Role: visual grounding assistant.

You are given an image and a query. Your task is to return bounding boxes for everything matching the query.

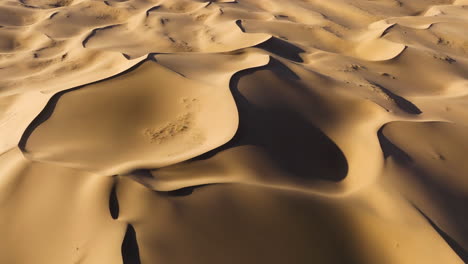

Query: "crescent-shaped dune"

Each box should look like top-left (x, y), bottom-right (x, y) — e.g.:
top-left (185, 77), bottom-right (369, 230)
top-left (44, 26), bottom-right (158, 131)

top-left (1, 0), bottom-right (468, 263)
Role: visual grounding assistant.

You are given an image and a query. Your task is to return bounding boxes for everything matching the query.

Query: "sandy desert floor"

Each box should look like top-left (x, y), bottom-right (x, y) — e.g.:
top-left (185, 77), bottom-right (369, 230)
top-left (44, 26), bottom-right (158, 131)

top-left (0, 0), bottom-right (468, 263)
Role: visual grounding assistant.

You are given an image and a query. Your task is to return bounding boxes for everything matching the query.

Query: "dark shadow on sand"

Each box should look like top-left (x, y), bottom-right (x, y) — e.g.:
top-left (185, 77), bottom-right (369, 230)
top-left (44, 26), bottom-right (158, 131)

top-left (191, 57), bottom-right (348, 182)
top-left (254, 37), bottom-right (305, 62)
top-left (122, 224), bottom-right (141, 264)
top-left (414, 205), bottom-right (468, 263)
top-left (109, 178), bottom-right (119, 219)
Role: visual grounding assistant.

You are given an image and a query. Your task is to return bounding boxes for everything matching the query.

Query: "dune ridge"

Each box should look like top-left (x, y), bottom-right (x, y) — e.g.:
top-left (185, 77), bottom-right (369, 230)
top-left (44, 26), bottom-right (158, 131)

top-left (1, 0), bottom-right (468, 263)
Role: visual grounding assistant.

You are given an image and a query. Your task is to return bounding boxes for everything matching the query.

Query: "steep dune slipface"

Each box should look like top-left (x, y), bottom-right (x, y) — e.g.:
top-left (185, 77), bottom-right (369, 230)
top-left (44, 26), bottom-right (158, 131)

top-left (1, 0), bottom-right (468, 263)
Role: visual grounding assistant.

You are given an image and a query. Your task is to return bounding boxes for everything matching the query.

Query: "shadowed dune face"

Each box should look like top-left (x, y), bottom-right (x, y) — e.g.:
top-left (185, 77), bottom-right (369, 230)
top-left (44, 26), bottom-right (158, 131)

top-left (1, 0), bottom-right (468, 263)
top-left (130, 58), bottom-right (350, 193)
top-left (227, 59), bottom-right (348, 182)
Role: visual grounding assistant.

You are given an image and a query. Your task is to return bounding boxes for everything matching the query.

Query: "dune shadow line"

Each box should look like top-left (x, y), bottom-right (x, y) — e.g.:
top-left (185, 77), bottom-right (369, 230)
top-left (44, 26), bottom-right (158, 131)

top-left (377, 126), bottom-right (413, 163)
top-left (82, 24), bottom-right (122, 48)
top-left (372, 83), bottom-right (422, 115)
top-left (191, 57), bottom-right (348, 182)
top-left (379, 123), bottom-right (468, 262)
top-left (254, 37), bottom-right (305, 62)
top-left (413, 205), bottom-right (468, 263)
top-left (122, 224), bottom-right (141, 264)
top-left (109, 178), bottom-right (119, 219)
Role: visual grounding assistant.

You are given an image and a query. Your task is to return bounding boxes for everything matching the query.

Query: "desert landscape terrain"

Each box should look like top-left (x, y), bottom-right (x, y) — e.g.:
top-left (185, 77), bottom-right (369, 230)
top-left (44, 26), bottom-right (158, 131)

top-left (0, 0), bottom-right (467, 263)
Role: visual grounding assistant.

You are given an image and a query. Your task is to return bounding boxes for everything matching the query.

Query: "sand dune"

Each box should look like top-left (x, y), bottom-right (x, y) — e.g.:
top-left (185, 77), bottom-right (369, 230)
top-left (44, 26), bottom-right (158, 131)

top-left (1, 0), bottom-right (468, 263)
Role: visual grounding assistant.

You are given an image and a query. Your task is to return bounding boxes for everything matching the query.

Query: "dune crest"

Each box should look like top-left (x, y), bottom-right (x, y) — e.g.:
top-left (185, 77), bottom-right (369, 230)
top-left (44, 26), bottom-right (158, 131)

top-left (20, 56), bottom-right (267, 175)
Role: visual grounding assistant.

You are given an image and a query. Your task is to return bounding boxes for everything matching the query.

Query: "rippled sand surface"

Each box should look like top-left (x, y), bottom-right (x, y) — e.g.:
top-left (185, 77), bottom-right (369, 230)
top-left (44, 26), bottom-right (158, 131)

top-left (1, 0), bottom-right (468, 263)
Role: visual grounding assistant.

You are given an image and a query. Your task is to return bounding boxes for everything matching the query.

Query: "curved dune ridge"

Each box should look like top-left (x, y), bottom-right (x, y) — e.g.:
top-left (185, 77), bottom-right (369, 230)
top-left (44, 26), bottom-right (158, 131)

top-left (1, 0), bottom-right (468, 263)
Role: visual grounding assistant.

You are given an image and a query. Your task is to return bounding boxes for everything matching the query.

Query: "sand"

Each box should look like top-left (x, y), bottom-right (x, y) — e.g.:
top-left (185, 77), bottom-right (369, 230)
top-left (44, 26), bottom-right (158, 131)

top-left (0, 0), bottom-right (467, 263)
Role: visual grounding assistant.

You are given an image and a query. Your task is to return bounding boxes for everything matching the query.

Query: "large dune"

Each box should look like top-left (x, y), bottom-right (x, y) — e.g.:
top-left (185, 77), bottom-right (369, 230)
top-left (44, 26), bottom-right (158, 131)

top-left (1, 0), bottom-right (467, 263)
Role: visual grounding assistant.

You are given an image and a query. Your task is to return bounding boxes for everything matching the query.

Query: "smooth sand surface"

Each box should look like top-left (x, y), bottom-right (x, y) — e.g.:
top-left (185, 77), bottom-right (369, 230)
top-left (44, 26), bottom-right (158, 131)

top-left (1, 0), bottom-right (467, 263)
